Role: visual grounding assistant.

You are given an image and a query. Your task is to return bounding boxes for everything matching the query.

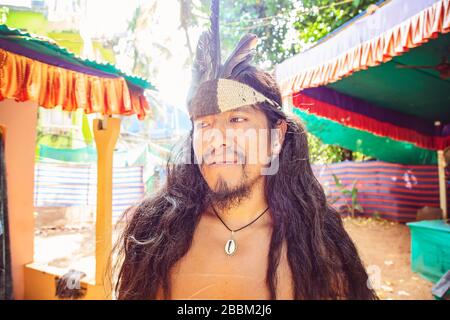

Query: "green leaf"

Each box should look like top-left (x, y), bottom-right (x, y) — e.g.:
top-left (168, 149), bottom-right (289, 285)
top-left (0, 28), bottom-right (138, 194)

top-left (352, 189), bottom-right (357, 202)
top-left (332, 174), bottom-right (342, 187)
top-left (81, 113), bottom-right (93, 145)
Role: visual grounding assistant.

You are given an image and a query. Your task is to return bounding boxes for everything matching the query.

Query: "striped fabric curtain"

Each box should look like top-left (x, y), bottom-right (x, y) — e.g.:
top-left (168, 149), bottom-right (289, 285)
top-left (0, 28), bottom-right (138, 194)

top-left (33, 163), bottom-right (146, 223)
top-left (312, 161), bottom-right (449, 223)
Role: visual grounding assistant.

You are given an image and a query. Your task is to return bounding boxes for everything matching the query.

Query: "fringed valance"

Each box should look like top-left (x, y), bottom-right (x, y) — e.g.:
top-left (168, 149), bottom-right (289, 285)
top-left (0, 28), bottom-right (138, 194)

top-left (0, 48), bottom-right (151, 119)
top-left (277, 0), bottom-right (450, 96)
top-left (292, 91), bottom-right (450, 150)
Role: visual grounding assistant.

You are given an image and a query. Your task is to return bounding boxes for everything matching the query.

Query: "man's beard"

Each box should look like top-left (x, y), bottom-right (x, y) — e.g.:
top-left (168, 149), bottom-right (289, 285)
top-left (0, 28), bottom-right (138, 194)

top-left (205, 166), bottom-right (261, 211)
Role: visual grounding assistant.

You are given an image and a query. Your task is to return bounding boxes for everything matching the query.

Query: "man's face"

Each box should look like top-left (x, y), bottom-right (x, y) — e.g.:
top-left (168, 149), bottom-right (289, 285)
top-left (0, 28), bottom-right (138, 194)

top-left (192, 105), bottom-right (274, 198)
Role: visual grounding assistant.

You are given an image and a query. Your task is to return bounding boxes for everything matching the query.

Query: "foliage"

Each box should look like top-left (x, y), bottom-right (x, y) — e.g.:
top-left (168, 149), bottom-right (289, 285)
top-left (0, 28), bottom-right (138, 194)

top-left (185, 0), bottom-right (379, 68)
top-left (292, 0), bottom-right (379, 52)
top-left (5, 9), bottom-right (115, 62)
top-left (0, 7), bottom-right (9, 25)
top-left (307, 133), bottom-right (345, 164)
top-left (4, 9), bottom-right (47, 34)
top-left (127, 5), bottom-right (152, 78)
top-left (36, 130), bottom-right (73, 149)
top-left (307, 133), bottom-right (373, 164)
top-left (331, 173), bottom-right (364, 218)
top-left (214, 0), bottom-right (297, 68)
top-left (118, 2), bottom-right (175, 80)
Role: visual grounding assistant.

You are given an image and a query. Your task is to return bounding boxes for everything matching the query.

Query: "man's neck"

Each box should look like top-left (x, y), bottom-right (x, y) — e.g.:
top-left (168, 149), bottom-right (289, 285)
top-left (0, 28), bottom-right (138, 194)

top-left (208, 178), bottom-right (271, 230)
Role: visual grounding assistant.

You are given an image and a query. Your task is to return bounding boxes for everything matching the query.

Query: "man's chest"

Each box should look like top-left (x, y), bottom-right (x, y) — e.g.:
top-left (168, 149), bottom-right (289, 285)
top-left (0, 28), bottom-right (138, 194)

top-left (166, 218), bottom-right (294, 299)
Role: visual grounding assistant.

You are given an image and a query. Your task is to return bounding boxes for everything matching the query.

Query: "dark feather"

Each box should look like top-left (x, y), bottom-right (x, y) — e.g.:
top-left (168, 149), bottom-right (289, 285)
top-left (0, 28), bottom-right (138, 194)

top-left (186, 32), bottom-right (212, 105)
top-left (187, 0), bottom-right (221, 106)
top-left (220, 33), bottom-right (258, 79)
top-left (210, 0), bottom-right (221, 79)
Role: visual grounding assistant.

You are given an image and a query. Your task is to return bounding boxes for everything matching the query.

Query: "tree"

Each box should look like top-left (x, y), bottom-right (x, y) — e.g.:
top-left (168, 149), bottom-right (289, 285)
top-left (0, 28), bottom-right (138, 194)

top-left (179, 0), bottom-right (195, 61)
top-left (184, 0), bottom-right (379, 68)
top-left (126, 3), bottom-right (158, 79)
top-left (307, 133), bottom-right (373, 164)
top-left (115, 2), bottom-right (175, 80)
top-left (182, 0), bottom-right (296, 68)
top-left (292, 0), bottom-right (379, 53)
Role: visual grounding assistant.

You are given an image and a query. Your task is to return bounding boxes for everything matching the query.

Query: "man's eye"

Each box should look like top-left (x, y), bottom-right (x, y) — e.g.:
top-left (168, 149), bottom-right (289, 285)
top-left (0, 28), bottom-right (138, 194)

top-left (195, 122), bottom-right (209, 129)
top-left (230, 117), bottom-right (247, 123)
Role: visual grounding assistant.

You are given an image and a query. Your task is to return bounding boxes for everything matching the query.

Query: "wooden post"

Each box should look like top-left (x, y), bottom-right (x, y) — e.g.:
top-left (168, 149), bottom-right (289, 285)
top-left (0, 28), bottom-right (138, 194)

top-left (437, 149), bottom-right (448, 220)
top-left (93, 117), bottom-right (120, 298)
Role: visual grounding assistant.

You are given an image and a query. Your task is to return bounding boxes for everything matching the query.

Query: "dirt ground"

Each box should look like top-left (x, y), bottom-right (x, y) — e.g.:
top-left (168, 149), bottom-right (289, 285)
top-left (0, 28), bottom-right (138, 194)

top-left (343, 217), bottom-right (434, 300)
top-left (34, 217), bottom-right (434, 300)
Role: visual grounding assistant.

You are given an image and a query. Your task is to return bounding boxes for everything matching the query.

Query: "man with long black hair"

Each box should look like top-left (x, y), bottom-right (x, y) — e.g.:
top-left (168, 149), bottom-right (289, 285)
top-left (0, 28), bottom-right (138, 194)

top-left (113, 0), bottom-right (377, 300)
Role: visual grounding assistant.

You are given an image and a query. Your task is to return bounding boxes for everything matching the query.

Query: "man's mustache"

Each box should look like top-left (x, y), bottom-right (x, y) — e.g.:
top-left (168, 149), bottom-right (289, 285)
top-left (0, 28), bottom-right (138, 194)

top-left (201, 146), bottom-right (246, 165)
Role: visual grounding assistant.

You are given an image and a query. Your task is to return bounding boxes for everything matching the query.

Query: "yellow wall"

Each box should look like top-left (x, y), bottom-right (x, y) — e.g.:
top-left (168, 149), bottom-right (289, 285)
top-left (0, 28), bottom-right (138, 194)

top-left (24, 264), bottom-right (110, 300)
top-left (0, 99), bottom-right (38, 299)
top-left (23, 117), bottom-right (120, 300)
top-left (1, 100), bottom-right (120, 299)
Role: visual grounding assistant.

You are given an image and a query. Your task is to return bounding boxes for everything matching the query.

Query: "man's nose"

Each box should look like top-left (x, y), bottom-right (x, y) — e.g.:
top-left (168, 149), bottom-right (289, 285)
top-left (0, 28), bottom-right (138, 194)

top-left (206, 119), bottom-right (231, 149)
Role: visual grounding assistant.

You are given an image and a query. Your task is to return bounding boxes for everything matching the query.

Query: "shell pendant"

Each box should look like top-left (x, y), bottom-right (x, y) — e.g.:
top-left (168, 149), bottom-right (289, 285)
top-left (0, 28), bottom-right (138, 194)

top-left (225, 231), bottom-right (237, 255)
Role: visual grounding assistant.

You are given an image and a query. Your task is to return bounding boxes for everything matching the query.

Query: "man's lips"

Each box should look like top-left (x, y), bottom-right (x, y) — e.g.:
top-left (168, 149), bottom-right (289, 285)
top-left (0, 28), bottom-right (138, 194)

top-left (209, 160), bottom-right (239, 165)
top-left (204, 154), bottom-right (243, 165)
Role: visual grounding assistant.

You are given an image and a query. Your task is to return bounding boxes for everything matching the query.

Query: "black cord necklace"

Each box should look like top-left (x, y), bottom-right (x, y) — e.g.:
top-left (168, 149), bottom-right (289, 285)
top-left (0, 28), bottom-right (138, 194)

top-left (211, 205), bottom-right (269, 256)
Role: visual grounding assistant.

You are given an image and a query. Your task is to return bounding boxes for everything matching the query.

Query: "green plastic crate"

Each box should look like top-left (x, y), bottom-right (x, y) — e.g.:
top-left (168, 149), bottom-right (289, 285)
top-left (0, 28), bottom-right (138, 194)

top-left (407, 220), bottom-right (450, 283)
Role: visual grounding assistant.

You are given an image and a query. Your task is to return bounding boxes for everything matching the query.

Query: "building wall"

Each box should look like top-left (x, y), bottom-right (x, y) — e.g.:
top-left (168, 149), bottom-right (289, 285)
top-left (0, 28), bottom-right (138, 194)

top-left (0, 99), bottom-right (38, 299)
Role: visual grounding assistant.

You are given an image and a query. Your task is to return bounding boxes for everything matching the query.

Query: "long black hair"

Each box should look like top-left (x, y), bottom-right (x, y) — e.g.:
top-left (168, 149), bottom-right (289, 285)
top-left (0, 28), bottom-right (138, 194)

top-left (112, 66), bottom-right (378, 300)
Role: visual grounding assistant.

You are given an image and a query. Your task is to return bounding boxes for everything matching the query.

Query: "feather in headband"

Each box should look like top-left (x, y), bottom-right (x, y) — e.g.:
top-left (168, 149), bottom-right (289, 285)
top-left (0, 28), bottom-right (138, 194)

top-left (186, 0), bottom-right (281, 119)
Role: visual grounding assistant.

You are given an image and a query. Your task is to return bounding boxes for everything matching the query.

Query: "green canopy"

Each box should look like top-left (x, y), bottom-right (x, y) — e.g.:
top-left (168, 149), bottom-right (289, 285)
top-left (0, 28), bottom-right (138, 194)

top-left (291, 107), bottom-right (437, 165)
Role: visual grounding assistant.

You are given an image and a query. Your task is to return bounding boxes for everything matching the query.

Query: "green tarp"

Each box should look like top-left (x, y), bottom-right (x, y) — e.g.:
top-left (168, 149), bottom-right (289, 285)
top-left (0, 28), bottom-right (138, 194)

top-left (327, 32), bottom-right (450, 122)
top-left (291, 107), bottom-right (437, 165)
top-left (38, 144), bottom-right (97, 163)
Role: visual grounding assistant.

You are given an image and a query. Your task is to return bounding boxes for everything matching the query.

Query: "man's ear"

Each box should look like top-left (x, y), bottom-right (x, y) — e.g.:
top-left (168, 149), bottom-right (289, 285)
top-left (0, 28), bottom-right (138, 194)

top-left (272, 119), bottom-right (287, 155)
